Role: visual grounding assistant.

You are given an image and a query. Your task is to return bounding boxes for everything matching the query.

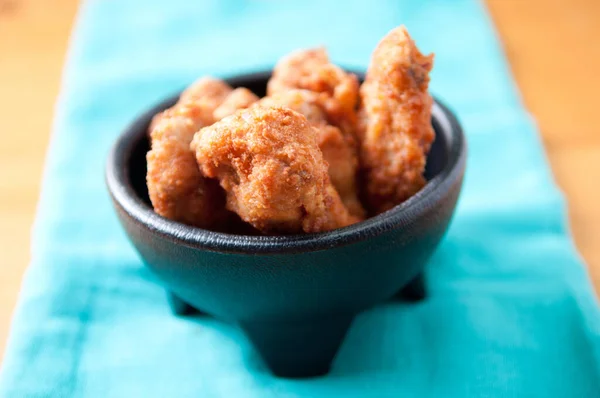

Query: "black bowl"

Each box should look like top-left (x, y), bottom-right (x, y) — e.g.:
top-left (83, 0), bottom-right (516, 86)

top-left (106, 71), bottom-right (466, 378)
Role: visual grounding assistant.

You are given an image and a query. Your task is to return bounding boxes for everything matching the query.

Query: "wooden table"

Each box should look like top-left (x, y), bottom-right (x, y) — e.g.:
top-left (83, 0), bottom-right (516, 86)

top-left (1, 0), bottom-right (599, 361)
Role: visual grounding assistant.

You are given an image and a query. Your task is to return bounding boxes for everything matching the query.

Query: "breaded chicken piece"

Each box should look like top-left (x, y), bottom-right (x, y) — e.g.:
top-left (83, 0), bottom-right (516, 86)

top-left (267, 48), bottom-right (359, 138)
top-left (213, 87), bottom-right (259, 121)
top-left (258, 89), bottom-right (326, 125)
top-left (191, 106), bottom-right (358, 234)
top-left (180, 77), bottom-right (232, 104)
top-left (357, 26), bottom-right (435, 214)
top-left (258, 90), bottom-right (365, 218)
top-left (146, 77), bottom-right (232, 228)
top-left (317, 124), bottom-right (364, 219)
top-left (148, 79), bottom-right (232, 133)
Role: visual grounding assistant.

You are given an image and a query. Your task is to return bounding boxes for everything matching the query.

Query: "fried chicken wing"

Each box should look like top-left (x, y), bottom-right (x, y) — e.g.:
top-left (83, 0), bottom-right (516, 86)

top-left (258, 90), bottom-right (365, 218)
top-left (213, 87), bottom-right (259, 121)
top-left (191, 106), bottom-right (358, 234)
top-left (267, 48), bottom-right (359, 138)
top-left (146, 77), bottom-right (232, 228)
top-left (357, 26), bottom-right (435, 214)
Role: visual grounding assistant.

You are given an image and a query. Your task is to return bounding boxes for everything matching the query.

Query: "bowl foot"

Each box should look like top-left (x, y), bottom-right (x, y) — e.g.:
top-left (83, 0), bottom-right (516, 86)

top-left (393, 272), bottom-right (426, 302)
top-left (240, 314), bottom-right (354, 378)
top-left (166, 292), bottom-right (206, 316)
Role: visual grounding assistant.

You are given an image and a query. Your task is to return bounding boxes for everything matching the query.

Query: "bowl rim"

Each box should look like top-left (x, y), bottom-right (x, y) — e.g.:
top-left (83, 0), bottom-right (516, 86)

top-left (106, 71), bottom-right (466, 255)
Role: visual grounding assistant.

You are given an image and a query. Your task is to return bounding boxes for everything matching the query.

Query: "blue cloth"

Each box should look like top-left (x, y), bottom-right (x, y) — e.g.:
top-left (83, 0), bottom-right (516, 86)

top-left (1, 0), bottom-right (599, 396)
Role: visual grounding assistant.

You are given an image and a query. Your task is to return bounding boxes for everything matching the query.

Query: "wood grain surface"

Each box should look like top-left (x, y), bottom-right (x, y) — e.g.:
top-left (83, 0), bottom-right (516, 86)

top-left (0, 0), bottom-right (598, 361)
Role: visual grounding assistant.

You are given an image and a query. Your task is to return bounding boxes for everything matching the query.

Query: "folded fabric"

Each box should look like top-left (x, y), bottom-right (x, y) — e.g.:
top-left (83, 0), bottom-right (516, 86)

top-left (1, 0), bottom-right (599, 396)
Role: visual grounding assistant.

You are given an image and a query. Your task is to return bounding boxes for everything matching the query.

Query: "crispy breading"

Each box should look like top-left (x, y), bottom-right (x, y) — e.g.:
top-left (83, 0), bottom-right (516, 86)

top-left (357, 26), bottom-right (435, 214)
top-left (191, 106), bottom-right (359, 234)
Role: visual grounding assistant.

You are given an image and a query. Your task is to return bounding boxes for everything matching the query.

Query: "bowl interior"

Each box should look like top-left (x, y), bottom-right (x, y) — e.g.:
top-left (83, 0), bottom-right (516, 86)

top-left (127, 72), bottom-right (449, 215)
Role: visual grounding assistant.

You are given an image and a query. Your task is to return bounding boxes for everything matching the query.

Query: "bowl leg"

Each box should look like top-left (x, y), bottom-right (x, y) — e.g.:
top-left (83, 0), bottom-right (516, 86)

top-left (393, 272), bottom-right (426, 302)
top-left (240, 314), bottom-right (354, 378)
top-left (166, 291), bottom-right (207, 316)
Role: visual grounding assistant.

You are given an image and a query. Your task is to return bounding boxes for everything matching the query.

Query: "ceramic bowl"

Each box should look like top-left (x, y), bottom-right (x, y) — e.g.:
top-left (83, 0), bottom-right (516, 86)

top-left (106, 71), bottom-right (466, 378)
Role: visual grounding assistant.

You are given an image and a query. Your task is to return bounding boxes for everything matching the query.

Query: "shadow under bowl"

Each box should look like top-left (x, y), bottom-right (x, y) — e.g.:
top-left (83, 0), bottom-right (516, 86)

top-left (105, 71), bottom-right (466, 378)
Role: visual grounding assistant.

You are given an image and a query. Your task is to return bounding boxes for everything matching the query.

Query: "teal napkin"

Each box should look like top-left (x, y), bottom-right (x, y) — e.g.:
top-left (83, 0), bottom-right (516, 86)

top-left (1, 0), bottom-right (599, 396)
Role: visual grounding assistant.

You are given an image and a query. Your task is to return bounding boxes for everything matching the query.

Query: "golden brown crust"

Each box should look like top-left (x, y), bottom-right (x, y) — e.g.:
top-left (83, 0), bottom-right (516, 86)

top-left (257, 90), bottom-right (365, 218)
top-left (258, 90), bottom-right (327, 125)
top-left (213, 87), bottom-right (259, 121)
top-left (191, 106), bottom-right (358, 234)
top-left (317, 124), bottom-right (365, 218)
top-left (146, 77), bottom-right (232, 229)
top-left (180, 77), bottom-right (233, 105)
top-left (357, 26), bottom-right (435, 214)
top-left (267, 48), bottom-right (359, 139)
